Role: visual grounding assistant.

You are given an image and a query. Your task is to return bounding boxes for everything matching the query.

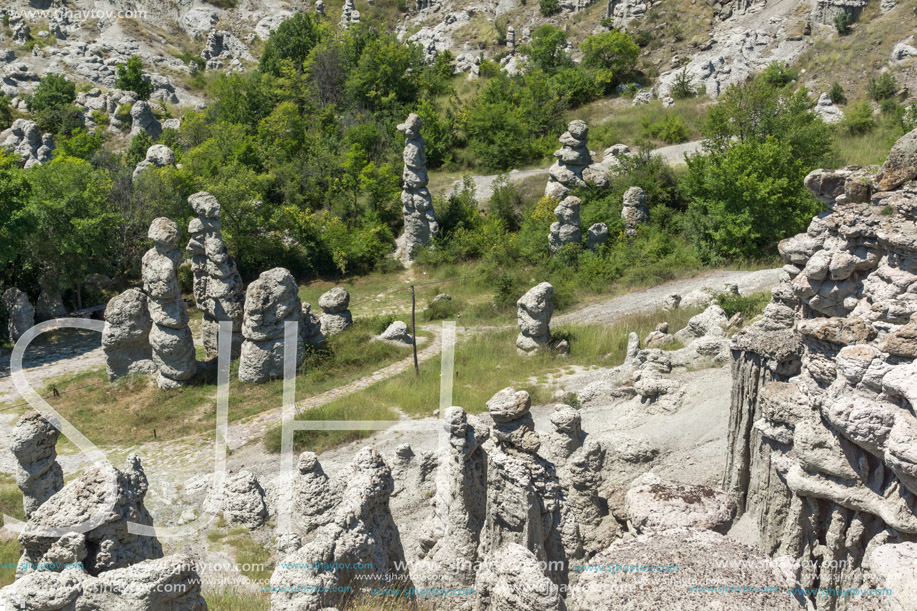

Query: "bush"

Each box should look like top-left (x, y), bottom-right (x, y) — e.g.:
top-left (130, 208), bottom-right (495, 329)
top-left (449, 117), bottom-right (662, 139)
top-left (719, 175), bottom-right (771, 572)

top-left (423, 297), bottom-right (463, 321)
top-left (715, 291), bottom-right (771, 319)
top-left (0, 96), bottom-right (11, 131)
top-left (115, 56), bottom-right (153, 101)
top-left (670, 68), bottom-right (695, 100)
top-left (834, 12), bottom-right (851, 35)
top-left (640, 114), bottom-right (689, 144)
top-left (759, 61), bottom-right (798, 89)
top-left (259, 12), bottom-right (322, 76)
top-left (519, 25), bottom-right (572, 74)
top-left (539, 0), bottom-right (560, 17)
top-left (552, 67), bottom-right (602, 107)
top-left (828, 82), bottom-right (846, 105)
top-left (841, 101), bottom-right (875, 135)
top-left (58, 129), bottom-right (103, 160)
top-left (579, 31), bottom-right (640, 90)
top-left (28, 73), bottom-right (77, 133)
top-left (867, 72), bottom-right (898, 102)
top-left (489, 175), bottom-right (524, 231)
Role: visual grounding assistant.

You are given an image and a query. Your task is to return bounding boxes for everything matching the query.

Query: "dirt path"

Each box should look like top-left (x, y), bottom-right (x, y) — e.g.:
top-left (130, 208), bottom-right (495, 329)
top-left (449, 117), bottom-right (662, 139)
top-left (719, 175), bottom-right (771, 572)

top-left (451, 140), bottom-right (704, 202)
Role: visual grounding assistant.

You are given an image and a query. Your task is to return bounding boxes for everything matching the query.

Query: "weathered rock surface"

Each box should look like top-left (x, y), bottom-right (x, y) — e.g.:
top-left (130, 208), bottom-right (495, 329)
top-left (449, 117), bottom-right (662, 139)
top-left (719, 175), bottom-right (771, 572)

top-left (270, 447), bottom-right (411, 610)
top-left (625, 481), bottom-right (737, 534)
top-left (132, 144), bottom-right (175, 179)
top-left (186, 192), bottom-right (245, 358)
top-left (129, 101), bottom-right (161, 140)
top-left (545, 120), bottom-right (608, 199)
top-left (548, 196), bottom-right (582, 253)
top-left (814, 92), bottom-right (844, 125)
top-left (318, 287), bottom-right (353, 337)
top-left (569, 529), bottom-right (803, 610)
top-left (516, 282), bottom-right (554, 354)
top-left (292, 451), bottom-right (339, 535)
top-left (142, 218), bottom-right (197, 389)
top-left (621, 186), bottom-right (648, 237)
top-left (3, 286), bottom-right (34, 342)
top-left (587, 222), bottom-right (609, 251)
top-left (221, 470), bottom-right (268, 529)
top-left (35, 275), bottom-right (67, 321)
top-left (394, 113), bottom-right (438, 264)
top-left (0, 119), bottom-right (54, 168)
top-left (724, 136), bottom-right (917, 609)
top-left (239, 267), bottom-right (305, 383)
top-left (378, 320), bottom-right (412, 344)
top-left (102, 288), bottom-right (157, 381)
top-left (10, 414), bottom-right (64, 519)
top-left (202, 30), bottom-right (254, 71)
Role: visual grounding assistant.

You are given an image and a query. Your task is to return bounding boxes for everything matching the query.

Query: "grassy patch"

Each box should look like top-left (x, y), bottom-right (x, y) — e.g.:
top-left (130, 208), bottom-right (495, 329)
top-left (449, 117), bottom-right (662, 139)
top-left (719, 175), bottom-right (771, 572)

top-left (0, 477), bottom-right (23, 587)
top-left (207, 526), bottom-right (273, 582)
top-left (204, 591), bottom-right (270, 611)
top-left (714, 291), bottom-right (772, 320)
top-left (574, 96), bottom-right (710, 151)
top-left (267, 306), bottom-right (705, 454)
top-left (4, 320), bottom-right (420, 447)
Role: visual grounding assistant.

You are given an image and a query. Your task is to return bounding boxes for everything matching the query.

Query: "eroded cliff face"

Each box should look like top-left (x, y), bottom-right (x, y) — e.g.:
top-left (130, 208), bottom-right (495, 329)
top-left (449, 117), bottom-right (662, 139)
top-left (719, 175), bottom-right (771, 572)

top-left (724, 131), bottom-right (917, 610)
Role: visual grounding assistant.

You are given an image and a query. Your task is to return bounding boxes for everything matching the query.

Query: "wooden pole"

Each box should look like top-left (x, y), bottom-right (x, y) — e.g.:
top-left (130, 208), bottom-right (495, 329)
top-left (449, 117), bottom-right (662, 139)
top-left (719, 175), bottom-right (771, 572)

top-left (411, 285), bottom-right (419, 376)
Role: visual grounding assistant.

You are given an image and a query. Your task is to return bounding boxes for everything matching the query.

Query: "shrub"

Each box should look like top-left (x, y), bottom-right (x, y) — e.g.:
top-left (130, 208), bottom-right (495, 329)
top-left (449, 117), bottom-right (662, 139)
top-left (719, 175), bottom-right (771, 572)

top-left (0, 96), bottom-right (11, 131)
top-left (670, 68), bottom-right (695, 100)
top-left (489, 175), bottom-right (523, 231)
top-left (539, 0), bottom-right (560, 17)
top-left (115, 56), bottom-right (153, 101)
top-left (759, 61), bottom-right (798, 89)
top-left (58, 129), bottom-right (103, 160)
top-left (834, 12), bottom-right (851, 35)
top-left (259, 12), bottom-right (322, 76)
top-left (519, 25), bottom-right (572, 74)
top-left (552, 67), bottom-right (602, 106)
top-left (867, 72), bottom-right (898, 102)
top-left (828, 82), bottom-right (846, 105)
top-left (715, 291), bottom-right (770, 319)
top-left (423, 297), bottom-right (463, 321)
top-left (580, 30), bottom-right (640, 89)
top-left (640, 114), bottom-right (689, 144)
top-left (841, 101), bottom-right (875, 135)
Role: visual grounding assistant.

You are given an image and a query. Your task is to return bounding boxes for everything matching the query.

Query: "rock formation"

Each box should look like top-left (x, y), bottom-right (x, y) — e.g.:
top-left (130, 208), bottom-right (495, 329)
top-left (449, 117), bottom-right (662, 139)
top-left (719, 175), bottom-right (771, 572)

top-left (0, 456), bottom-right (206, 610)
top-left (3, 287), bottom-right (34, 342)
top-left (548, 196), bottom-right (582, 253)
top-left (10, 414), bottom-right (64, 520)
top-left (606, 0), bottom-right (648, 28)
top-left (477, 388), bottom-right (584, 587)
top-left (339, 0), bottom-right (361, 28)
top-left (625, 481), bottom-right (737, 534)
top-left (221, 470), bottom-right (268, 529)
top-left (394, 113), bottom-right (438, 264)
top-left (129, 101), bottom-right (161, 140)
top-left (545, 120), bottom-right (609, 199)
top-left (587, 222), bottom-right (609, 251)
top-left (299, 302), bottom-right (324, 347)
top-left (185, 192), bottom-right (245, 358)
top-left (621, 186), bottom-right (648, 237)
top-left (35, 274), bottom-right (67, 321)
top-left (378, 320), bottom-right (412, 344)
top-left (814, 92), bottom-right (844, 125)
top-left (292, 451), bottom-right (339, 535)
top-left (141, 217), bottom-right (197, 389)
top-left (724, 131), bottom-right (917, 609)
top-left (270, 447), bottom-right (411, 610)
top-left (0, 119), bottom-right (53, 168)
top-left (132, 144), bottom-right (175, 180)
top-left (474, 543), bottom-right (567, 611)
top-left (202, 29), bottom-right (254, 71)
top-left (101, 288), bottom-right (157, 381)
top-left (811, 0), bottom-right (868, 25)
top-left (318, 287), bottom-right (353, 337)
top-left (516, 282), bottom-right (554, 355)
top-left (239, 267), bottom-right (305, 383)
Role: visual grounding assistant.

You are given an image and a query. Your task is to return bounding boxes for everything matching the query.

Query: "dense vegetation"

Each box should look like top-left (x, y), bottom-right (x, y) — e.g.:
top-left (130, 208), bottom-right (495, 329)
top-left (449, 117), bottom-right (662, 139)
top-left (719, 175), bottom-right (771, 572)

top-left (1, 10), bottom-right (916, 320)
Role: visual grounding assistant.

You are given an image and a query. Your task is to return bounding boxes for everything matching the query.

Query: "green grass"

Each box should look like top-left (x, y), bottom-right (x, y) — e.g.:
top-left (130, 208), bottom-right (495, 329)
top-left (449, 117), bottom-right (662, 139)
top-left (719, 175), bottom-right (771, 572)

top-left (832, 120), bottom-right (907, 166)
top-left (0, 477), bottom-right (23, 587)
top-left (207, 526), bottom-right (273, 582)
top-left (204, 591), bottom-right (270, 611)
top-left (1, 319), bottom-right (423, 447)
top-left (265, 305), bottom-right (706, 454)
top-left (714, 291), bottom-right (772, 320)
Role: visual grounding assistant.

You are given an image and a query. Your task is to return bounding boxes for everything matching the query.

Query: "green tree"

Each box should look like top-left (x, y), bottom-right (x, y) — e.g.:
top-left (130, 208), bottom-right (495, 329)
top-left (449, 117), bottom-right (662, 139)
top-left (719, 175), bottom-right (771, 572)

top-left (28, 74), bottom-right (82, 134)
top-left (579, 31), bottom-right (640, 89)
top-left (867, 72), bottom-right (898, 102)
top-left (758, 61), bottom-right (798, 89)
top-left (0, 95), bottom-right (12, 131)
top-left (828, 82), bottom-right (846, 105)
top-left (58, 129), bottom-right (104, 160)
top-left (539, 0), bottom-right (560, 17)
top-left (841, 101), bottom-right (875, 135)
top-left (0, 153), bottom-right (32, 269)
top-left (115, 56), bottom-right (154, 100)
top-left (345, 35), bottom-right (425, 111)
top-left (22, 156), bottom-right (120, 297)
top-left (519, 25), bottom-right (572, 74)
top-left (259, 12), bottom-right (324, 76)
top-left (670, 68), bottom-right (695, 100)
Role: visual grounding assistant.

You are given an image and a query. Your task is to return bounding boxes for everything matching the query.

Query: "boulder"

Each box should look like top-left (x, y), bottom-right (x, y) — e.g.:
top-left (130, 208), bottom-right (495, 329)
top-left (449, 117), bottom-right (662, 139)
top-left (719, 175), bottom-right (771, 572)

top-left (239, 268), bottom-right (305, 383)
top-left (625, 481), bottom-right (737, 534)
top-left (2, 287), bottom-right (34, 342)
top-left (101, 288), bottom-right (157, 381)
top-left (318, 287), bottom-right (353, 337)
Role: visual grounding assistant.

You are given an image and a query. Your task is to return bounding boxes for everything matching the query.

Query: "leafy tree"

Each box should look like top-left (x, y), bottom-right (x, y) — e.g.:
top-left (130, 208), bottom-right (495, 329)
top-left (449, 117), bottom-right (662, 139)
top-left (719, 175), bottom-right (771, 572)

top-left (684, 77), bottom-right (832, 260)
top-left (115, 56), bottom-right (154, 101)
top-left (22, 156), bottom-right (120, 296)
top-left (539, 0), bottom-right (560, 17)
top-left (126, 131), bottom-right (154, 166)
top-left (580, 31), bottom-right (640, 89)
top-left (259, 12), bottom-right (324, 76)
top-left (345, 34), bottom-right (425, 111)
top-left (519, 25), bottom-right (572, 74)
top-left (828, 82), bottom-right (846, 105)
top-left (58, 129), bottom-right (104, 160)
top-left (867, 72), bottom-right (898, 102)
top-left (0, 95), bottom-right (12, 131)
top-left (0, 153), bottom-right (31, 269)
top-left (552, 67), bottom-right (602, 107)
top-left (28, 74), bottom-right (81, 134)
